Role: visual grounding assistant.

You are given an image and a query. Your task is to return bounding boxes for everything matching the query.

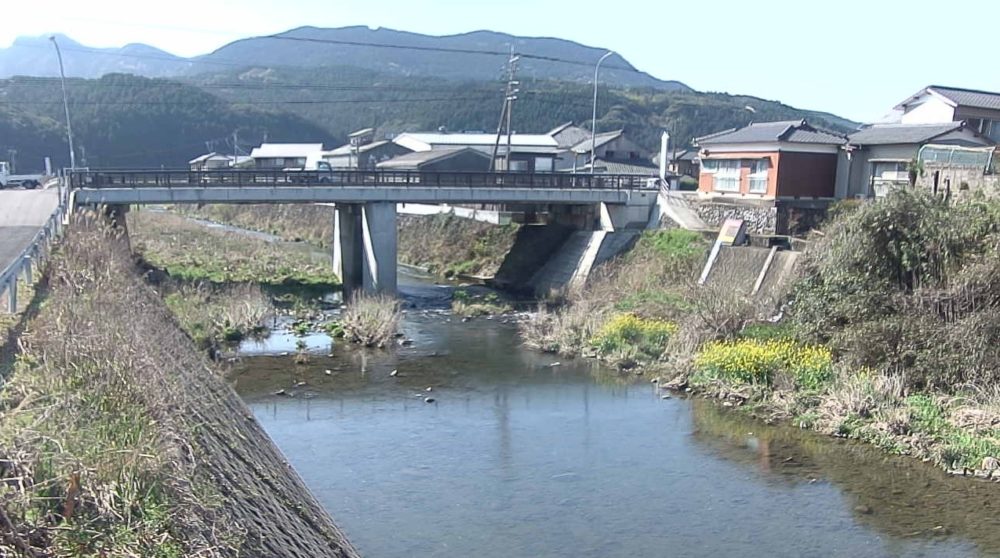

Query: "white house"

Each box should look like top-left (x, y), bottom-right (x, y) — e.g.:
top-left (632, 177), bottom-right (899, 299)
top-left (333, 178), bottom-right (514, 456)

top-left (249, 143), bottom-right (325, 169)
top-left (891, 85), bottom-right (1000, 142)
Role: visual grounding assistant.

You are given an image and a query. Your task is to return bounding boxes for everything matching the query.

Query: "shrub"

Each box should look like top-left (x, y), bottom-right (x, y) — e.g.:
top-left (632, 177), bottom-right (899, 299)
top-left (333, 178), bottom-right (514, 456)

top-left (693, 338), bottom-right (833, 391)
top-left (590, 313), bottom-right (678, 359)
top-left (340, 293), bottom-right (401, 348)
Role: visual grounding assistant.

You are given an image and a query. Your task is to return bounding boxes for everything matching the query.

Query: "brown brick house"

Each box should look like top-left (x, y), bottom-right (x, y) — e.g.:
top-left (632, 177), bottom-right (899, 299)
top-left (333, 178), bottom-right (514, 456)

top-left (695, 120), bottom-right (845, 200)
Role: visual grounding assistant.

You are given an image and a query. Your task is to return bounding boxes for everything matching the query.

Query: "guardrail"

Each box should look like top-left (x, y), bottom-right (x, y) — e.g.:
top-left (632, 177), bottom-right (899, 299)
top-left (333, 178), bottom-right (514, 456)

top-left (69, 169), bottom-right (659, 191)
top-left (1, 188), bottom-right (66, 314)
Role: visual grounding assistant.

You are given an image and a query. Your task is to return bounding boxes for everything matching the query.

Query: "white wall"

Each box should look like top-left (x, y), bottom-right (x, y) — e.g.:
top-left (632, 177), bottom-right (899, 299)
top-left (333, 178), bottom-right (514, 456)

top-left (900, 96), bottom-right (956, 124)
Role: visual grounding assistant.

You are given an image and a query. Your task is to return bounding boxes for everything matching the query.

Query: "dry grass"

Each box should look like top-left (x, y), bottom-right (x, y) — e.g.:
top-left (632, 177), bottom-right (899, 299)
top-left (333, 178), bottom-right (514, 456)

top-left (0, 214), bottom-right (359, 557)
top-left (340, 293), bottom-right (401, 348)
top-left (164, 282), bottom-right (274, 350)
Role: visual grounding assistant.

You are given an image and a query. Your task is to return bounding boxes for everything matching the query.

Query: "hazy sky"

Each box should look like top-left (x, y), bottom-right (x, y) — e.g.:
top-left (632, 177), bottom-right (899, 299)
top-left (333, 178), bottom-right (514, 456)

top-left (6, 0), bottom-right (999, 123)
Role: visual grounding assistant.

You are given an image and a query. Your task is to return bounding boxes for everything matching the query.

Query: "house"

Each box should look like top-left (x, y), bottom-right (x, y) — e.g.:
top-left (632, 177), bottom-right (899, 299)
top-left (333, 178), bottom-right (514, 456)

top-left (187, 152), bottom-right (249, 171)
top-left (548, 122), bottom-right (592, 170)
top-left (392, 132), bottom-right (560, 172)
top-left (567, 130), bottom-right (648, 170)
top-left (322, 128), bottom-right (413, 170)
top-left (892, 85), bottom-right (1000, 142)
top-left (662, 148), bottom-right (700, 178)
top-left (695, 120), bottom-right (845, 199)
top-left (249, 143), bottom-right (325, 169)
top-left (376, 147), bottom-right (491, 172)
top-left (839, 121), bottom-right (992, 198)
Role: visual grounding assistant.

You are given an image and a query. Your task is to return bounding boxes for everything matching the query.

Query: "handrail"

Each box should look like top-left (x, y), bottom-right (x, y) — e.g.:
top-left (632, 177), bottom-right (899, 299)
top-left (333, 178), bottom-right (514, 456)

top-left (68, 169), bottom-right (659, 191)
top-left (1, 188), bottom-right (65, 313)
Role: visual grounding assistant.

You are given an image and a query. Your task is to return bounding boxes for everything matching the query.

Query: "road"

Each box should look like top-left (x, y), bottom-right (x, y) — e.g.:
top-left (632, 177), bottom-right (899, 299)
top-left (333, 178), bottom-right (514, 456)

top-left (0, 189), bottom-right (60, 275)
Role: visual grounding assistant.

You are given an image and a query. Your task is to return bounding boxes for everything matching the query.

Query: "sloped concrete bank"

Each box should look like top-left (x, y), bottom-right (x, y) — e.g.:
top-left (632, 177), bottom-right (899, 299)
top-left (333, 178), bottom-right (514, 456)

top-left (0, 218), bottom-right (359, 557)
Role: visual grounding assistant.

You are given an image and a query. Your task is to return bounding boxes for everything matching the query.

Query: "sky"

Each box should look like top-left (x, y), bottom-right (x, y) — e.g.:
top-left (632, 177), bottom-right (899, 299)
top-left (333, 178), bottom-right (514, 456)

top-left (5, 0), bottom-right (1000, 123)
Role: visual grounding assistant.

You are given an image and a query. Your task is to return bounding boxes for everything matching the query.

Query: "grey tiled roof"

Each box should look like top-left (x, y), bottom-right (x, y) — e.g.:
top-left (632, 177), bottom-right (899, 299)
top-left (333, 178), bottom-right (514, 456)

top-left (573, 158), bottom-right (662, 176)
top-left (847, 122), bottom-right (967, 146)
top-left (376, 147), bottom-right (487, 169)
top-left (697, 120), bottom-right (845, 145)
top-left (924, 86), bottom-right (1000, 111)
top-left (570, 130), bottom-right (624, 153)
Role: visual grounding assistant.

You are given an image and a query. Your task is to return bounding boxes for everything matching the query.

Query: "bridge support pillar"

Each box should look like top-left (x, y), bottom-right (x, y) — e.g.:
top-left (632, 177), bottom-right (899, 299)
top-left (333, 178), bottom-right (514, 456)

top-left (333, 204), bottom-right (364, 300)
top-left (361, 202), bottom-right (397, 295)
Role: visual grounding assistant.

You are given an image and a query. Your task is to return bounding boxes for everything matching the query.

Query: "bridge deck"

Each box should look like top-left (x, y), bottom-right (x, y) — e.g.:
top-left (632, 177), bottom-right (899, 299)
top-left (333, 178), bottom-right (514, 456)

top-left (70, 169), bottom-right (658, 205)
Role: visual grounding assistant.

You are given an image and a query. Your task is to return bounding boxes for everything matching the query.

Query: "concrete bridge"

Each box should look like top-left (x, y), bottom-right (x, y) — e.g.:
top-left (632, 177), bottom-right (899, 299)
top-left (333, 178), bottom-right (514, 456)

top-left (69, 169), bottom-right (660, 295)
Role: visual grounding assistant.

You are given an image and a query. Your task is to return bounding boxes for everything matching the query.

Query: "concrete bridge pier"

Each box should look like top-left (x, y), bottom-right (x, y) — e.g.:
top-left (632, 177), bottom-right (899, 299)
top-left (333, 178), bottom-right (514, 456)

top-left (333, 202), bottom-right (397, 297)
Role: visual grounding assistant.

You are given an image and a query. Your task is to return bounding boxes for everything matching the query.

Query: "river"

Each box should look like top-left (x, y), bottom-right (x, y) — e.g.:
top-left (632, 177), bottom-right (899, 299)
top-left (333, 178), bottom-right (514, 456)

top-left (230, 273), bottom-right (1000, 558)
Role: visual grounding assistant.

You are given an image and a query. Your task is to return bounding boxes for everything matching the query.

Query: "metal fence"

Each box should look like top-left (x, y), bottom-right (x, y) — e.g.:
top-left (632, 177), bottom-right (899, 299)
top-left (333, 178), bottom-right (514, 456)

top-left (1, 202), bottom-right (64, 313)
top-left (918, 144), bottom-right (996, 170)
top-left (69, 169), bottom-right (659, 191)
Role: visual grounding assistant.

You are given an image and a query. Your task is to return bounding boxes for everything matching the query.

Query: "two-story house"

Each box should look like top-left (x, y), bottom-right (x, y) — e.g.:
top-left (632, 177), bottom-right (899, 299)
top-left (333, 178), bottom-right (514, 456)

top-left (893, 85), bottom-right (1000, 142)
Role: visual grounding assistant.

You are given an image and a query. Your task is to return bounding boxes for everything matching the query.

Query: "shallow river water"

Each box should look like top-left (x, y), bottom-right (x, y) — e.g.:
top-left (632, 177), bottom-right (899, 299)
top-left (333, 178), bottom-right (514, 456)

top-left (232, 281), bottom-right (1000, 558)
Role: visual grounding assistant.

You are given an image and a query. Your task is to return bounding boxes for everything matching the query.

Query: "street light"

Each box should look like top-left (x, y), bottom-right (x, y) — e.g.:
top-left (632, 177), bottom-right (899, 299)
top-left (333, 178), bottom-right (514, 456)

top-left (590, 50), bottom-right (614, 175)
top-left (50, 36), bottom-right (76, 170)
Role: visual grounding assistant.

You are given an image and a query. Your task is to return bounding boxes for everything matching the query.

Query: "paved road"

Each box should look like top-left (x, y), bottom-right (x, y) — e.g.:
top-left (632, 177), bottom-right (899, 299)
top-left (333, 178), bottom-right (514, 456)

top-left (0, 190), bottom-right (60, 275)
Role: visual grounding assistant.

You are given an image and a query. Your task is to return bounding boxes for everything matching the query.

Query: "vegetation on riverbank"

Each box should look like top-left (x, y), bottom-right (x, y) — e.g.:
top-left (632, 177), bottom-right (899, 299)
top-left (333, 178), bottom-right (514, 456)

top-left (521, 228), bottom-right (706, 363)
top-left (163, 282), bottom-right (273, 350)
top-left (397, 214), bottom-right (519, 278)
top-left (129, 209), bottom-right (339, 288)
top-left (523, 192), bottom-right (1000, 476)
top-left (0, 217), bottom-right (358, 556)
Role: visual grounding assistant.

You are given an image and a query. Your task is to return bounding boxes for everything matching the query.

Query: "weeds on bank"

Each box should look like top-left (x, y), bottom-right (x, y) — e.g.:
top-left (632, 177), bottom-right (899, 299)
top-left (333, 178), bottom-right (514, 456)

top-left (163, 283), bottom-right (273, 350)
top-left (129, 210), bottom-right (339, 288)
top-left (452, 289), bottom-right (511, 317)
top-left (0, 217), bottom-right (237, 556)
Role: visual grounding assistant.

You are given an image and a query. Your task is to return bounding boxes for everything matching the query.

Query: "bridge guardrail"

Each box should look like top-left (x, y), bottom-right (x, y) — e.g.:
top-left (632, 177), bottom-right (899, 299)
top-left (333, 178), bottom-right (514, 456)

top-left (1, 195), bottom-right (65, 313)
top-left (69, 169), bottom-right (659, 191)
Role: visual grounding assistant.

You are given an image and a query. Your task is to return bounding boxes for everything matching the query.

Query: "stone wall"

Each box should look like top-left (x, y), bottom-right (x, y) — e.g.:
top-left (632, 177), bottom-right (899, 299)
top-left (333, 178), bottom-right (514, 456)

top-left (693, 201), bottom-right (777, 234)
top-left (915, 163), bottom-right (1000, 200)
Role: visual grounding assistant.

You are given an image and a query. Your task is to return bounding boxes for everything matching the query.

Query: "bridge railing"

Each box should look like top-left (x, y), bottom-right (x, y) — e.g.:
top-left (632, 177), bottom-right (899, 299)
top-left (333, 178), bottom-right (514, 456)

top-left (69, 169), bottom-right (658, 191)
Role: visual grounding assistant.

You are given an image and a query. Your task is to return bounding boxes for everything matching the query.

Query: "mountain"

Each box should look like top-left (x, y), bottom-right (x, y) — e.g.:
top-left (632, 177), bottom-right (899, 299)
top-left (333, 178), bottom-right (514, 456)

top-left (0, 74), bottom-right (336, 170)
top-left (0, 34), bottom-right (192, 79)
top-left (0, 27), bottom-right (687, 91)
top-left (191, 26), bottom-right (689, 91)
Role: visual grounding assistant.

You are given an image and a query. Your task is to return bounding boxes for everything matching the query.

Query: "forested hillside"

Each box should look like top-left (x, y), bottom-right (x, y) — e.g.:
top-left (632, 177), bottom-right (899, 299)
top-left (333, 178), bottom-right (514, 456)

top-left (0, 68), bottom-right (857, 170)
top-left (0, 74), bottom-right (335, 170)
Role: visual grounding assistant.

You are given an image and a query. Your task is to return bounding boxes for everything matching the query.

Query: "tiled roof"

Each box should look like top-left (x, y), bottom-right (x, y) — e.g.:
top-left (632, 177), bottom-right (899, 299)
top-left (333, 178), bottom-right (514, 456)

top-left (394, 132), bottom-right (558, 148)
top-left (898, 86), bottom-right (1000, 112)
top-left (697, 120), bottom-right (845, 145)
top-left (847, 122), bottom-right (967, 146)
top-left (376, 147), bottom-right (488, 169)
top-left (570, 130), bottom-right (624, 154)
top-left (576, 158), bottom-right (662, 176)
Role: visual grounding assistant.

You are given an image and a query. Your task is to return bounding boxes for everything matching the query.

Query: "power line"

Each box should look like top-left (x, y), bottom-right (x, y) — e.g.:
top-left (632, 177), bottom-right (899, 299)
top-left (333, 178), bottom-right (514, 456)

top-left (0, 95), bottom-right (501, 107)
top-left (261, 34), bottom-right (642, 73)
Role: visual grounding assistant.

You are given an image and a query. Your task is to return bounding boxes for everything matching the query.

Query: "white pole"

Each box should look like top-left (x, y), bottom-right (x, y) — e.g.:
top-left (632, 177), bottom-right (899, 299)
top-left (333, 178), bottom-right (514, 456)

top-left (590, 51), bottom-right (614, 175)
top-left (659, 131), bottom-right (670, 181)
top-left (50, 37), bottom-right (76, 171)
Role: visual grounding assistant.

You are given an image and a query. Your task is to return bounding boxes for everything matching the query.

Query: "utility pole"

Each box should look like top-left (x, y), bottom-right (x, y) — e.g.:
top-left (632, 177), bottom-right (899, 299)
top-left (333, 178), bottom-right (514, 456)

top-left (590, 51), bottom-right (614, 175)
top-left (490, 48), bottom-right (520, 172)
top-left (232, 130), bottom-right (239, 167)
top-left (50, 36), bottom-right (76, 170)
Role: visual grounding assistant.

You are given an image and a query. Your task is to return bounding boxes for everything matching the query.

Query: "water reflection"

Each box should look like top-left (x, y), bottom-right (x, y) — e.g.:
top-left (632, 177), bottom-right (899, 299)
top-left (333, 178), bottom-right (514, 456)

top-left (233, 315), bottom-right (1000, 558)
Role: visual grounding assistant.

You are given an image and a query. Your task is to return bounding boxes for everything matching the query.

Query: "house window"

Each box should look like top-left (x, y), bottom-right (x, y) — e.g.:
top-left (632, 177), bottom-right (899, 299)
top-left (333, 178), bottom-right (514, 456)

top-left (871, 160), bottom-right (910, 197)
top-left (749, 159), bottom-right (769, 193)
top-left (534, 157), bottom-right (554, 172)
top-left (712, 159), bottom-right (741, 192)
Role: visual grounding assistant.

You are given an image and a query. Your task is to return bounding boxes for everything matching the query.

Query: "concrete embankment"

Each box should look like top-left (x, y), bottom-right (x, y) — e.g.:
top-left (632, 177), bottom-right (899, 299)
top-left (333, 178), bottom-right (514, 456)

top-left (0, 217), bottom-right (358, 557)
